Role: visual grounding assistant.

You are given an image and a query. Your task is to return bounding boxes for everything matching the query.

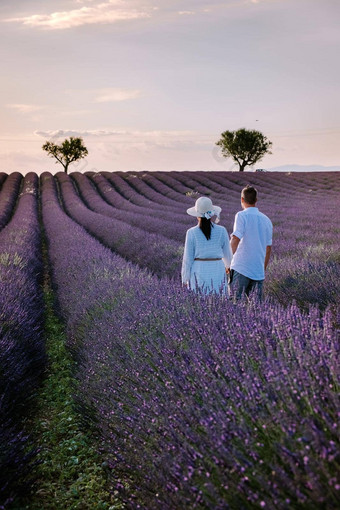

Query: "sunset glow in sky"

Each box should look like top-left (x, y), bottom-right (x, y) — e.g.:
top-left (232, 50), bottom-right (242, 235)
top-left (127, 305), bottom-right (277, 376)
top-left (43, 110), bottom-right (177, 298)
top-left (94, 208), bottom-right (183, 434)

top-left (1, 0), bottom-right (339, 173)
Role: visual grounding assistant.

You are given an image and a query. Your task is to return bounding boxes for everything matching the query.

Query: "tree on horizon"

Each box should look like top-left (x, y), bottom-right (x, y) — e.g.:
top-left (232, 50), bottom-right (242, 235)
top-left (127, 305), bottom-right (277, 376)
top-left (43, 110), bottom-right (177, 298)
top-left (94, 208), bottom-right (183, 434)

top-left (216, 128), bottom-right (272, 172)
top-left (42, 137), bottom-right (88, 174)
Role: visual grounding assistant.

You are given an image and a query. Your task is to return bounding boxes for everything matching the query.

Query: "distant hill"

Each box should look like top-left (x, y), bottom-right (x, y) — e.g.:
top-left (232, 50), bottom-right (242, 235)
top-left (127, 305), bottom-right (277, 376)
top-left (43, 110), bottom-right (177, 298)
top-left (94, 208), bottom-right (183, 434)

top-left (269, 164), bottom-right (340, 172)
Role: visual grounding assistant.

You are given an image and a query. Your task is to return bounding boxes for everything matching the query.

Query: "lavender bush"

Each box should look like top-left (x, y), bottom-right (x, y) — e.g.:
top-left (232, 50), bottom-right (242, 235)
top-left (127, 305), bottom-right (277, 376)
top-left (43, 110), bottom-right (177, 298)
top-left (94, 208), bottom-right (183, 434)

top-left (101, 171), bottom-right (189, 212)
top-left (0, 173), bottom-right (7, 188)
top-left (0, 172), bottom-right (22, 230)
top-left (76, 287), bottom-right (339, 509)
top-left (266, 258), bottom-right (340, 311)
top-left (40, 171), bottom-right (144, 327)
top-left (72, 172), bottom-right (191, 242)
top-left (111, 170), bottom-right (188, 208)
top-left (55, 172), bottom-right (184, 278)
top-left (87, 172), bottom-right (191, 224)
top-left (1, 170), bottom-right (338, 508)
top-left (0, 173), bottom-right (46, 506)
top-left (39, 170), bottom-right (339, 509)
top-left (69, 171), bottom-right (340, 309)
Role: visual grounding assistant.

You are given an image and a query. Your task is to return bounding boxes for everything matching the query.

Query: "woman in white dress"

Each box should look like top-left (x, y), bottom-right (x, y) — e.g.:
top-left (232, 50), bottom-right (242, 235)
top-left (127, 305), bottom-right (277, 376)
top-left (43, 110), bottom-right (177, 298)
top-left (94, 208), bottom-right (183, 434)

top-left (181, 196), bottom-right (232, 295)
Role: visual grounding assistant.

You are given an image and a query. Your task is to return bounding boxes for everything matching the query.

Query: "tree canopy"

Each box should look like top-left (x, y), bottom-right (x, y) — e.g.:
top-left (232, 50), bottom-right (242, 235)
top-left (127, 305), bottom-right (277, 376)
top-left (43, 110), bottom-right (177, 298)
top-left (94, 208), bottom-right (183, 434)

top-left (216, 128), bottom-right (272, 172)
top-left (42, 137), bottom-right (88, 174)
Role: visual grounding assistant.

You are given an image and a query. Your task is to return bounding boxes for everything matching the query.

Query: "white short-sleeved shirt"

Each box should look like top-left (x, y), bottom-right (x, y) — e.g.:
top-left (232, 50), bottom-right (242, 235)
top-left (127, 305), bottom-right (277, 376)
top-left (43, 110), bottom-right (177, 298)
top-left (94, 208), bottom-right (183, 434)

top-left (230, 207), bottom-right (272, 280)
top-left (181, 224), bottom-right (232, 294)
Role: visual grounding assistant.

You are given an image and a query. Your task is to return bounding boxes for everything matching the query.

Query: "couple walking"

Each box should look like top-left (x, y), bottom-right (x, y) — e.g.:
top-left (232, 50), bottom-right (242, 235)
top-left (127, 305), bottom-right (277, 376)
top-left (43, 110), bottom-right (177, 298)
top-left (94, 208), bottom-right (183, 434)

top-left (181, 185), bottom-right (272, 299)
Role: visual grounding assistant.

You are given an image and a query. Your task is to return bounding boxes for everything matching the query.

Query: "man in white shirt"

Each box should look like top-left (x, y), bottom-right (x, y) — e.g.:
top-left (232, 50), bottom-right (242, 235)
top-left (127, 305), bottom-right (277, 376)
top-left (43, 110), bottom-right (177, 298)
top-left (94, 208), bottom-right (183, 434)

top-left (229, 185), bottom-right (272, 299)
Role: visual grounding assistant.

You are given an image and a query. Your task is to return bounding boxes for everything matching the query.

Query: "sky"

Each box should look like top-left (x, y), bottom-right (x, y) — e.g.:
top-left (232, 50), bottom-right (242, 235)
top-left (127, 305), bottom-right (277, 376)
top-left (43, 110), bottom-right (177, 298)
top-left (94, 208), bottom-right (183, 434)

top-left (1, 0), bottom-right (339, 174)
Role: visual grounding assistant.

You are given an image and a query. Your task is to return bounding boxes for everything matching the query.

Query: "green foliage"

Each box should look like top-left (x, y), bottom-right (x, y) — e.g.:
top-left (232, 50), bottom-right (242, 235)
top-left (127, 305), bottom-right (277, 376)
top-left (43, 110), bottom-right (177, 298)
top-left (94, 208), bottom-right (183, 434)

top-left (216, 128), bottom-right (272, 171)
top-left (12, 290), bottom-right (123, 510)
top-left (42, 137), bottom-right (88, 174)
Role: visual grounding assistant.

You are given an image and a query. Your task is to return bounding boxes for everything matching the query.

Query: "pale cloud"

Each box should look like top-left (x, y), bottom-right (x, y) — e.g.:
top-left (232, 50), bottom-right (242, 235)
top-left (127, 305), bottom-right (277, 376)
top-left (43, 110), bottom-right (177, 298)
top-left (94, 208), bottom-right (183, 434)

top-left (33, 128), bottom-right (210, 168)
top-left (34, 129), bottom-right (197, 139)
top-left (94, 88), bottom-right (142, 102)
top-left (35, 129), bottom-right (128, 138)
top-left (247, 0), bottom-right (273, 4)
top-left (4, 0), bottom-right (274, 31)
top-left (58, 109), bottom-right (95, 117)
top-left (6, 1), bottom-right (151, 30)
top-left (6, 104), bottom-right (43, 114)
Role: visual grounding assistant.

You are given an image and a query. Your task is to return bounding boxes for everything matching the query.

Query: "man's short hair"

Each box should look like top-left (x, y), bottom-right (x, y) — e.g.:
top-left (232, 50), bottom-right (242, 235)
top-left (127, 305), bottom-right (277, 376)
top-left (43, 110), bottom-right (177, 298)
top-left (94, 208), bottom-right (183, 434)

top-left (242, 185), bottom-right (257, 205)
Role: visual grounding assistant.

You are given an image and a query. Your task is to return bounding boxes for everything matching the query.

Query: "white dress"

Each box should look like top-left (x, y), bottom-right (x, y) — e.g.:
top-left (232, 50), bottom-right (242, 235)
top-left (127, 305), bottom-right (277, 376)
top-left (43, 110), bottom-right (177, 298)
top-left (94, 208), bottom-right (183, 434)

top-left (181, 224), bottom-right (232, 295)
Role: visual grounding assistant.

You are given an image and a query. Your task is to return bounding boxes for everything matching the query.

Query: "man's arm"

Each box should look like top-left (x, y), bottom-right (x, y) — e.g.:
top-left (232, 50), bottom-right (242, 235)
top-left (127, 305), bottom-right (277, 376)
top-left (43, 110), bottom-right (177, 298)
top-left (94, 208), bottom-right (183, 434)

top-left (230, 235), bottom-right (240, 255)
top-left (264, 245), bottom-right (272, 270)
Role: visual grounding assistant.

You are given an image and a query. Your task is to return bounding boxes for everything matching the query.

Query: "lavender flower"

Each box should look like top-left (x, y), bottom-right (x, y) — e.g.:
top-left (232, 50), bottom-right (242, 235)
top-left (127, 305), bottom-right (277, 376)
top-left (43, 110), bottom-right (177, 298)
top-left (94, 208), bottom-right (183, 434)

top-left (0, 172), bottom-right (46, 505)
top-left (0, 172), bottom-right (23, 230)
top-left (39, 170), bottom-right (339, 509)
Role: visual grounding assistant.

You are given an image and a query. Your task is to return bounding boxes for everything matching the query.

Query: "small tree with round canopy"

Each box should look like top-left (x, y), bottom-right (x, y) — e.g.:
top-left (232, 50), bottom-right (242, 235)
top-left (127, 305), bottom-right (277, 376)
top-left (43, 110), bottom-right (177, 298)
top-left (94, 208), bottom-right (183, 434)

top-left (42, 137), bottom-right (88, 174)
top-left (216, 128), bottom-right (272, 172)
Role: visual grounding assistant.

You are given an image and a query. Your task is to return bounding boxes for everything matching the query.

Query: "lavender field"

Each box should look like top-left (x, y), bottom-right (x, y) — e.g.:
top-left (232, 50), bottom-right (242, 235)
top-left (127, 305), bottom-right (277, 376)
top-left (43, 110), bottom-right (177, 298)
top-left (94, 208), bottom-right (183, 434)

top-left (0, 170), bottom-right (339, 509)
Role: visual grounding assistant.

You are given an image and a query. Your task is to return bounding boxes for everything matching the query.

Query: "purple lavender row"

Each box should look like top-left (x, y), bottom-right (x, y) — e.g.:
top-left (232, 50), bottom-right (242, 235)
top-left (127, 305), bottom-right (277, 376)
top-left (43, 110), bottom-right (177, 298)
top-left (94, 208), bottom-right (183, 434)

top-left (90, 171), bottom-right (233, 228)
top-left (0, 173), bottom-right (7, 188)
top-left (91, 171), bottom-right (187, 219)
top-left (132, 171), bottom-right (238, 229)
top-left (115, 170), bottom-right (191, 208)
top-left (206, 170), bottom-right (340, 197)
top-left (102, 170), bottom-right (191, 211)
top-left (95, 172), bottom-right (243, 233)
top-left (40, 171), bottom-right (339, 507)
top-left (0, 172), bottom-right (46, 506)
top-left (40, 171), bottom-right (340, 508)
top-left (141, 171), bottom-right (238, 228)
top-left (0, 172), bottom-right (23, 230)
top-left (40, 172), bottom-right (141, 323)
top-left (72, 253), bottom-right (339, 508)
top-left (278, 171), bottom-right (340, 193)
top-left (156, 170), bottom-right (233, 197)
top-left (154, 171), bottom-right (339, 267)
top-left (100, 170), bottom-right (181, 210)
top-left (191, 171), bottom-right (293, 199)
top-left (88, 172), bottom-right (190, 224)
top-left (266, 190), bottom-right (340, 309)
top-left (136, 171), bottom-right (201, 202)
top-left (71, 172), bottom-right (191, 243)
top-left (56, 172), bottom-right (183, 278)
top-left (148, 170), bottom-right (225, 199)
top-left (169, 171), bottom-right (339, 259)
top-left (100, 170), bottom-right (226, 225)
top-left (72, 171), bottom-right (339, 307)
top-left (130, 171), bottom-right (311, 222)
top-left (150, 170), bottom-right (198, 194)
top-left (115, 170), bottom-right (234, 212)
top-left (86, 171), bottom-right (339, 268)
top-left (80, 171), bottom-right (233, 244)
top-left (96, 171), bottom-right (154, 208)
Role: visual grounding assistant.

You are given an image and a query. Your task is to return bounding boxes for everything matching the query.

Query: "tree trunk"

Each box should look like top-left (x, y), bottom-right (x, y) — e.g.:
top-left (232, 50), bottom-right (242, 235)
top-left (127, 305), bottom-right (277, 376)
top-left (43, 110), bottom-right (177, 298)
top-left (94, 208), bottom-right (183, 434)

top-left (63, 163), bottom-right (69, 174)
top-left (238, 161), bottom-right (247, 172)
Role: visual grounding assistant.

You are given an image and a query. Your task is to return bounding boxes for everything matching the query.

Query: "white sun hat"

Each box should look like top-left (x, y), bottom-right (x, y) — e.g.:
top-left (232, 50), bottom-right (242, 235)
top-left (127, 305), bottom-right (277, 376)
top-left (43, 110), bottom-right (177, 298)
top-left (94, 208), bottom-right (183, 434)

top-left (187, 196), bottom-right (221, 223)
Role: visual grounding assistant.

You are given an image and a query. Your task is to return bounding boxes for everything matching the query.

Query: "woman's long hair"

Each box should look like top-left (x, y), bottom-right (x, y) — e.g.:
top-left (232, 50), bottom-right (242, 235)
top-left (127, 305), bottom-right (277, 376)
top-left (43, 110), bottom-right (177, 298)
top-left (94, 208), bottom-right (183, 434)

top-left (199, 217), bottom-right (213, 240)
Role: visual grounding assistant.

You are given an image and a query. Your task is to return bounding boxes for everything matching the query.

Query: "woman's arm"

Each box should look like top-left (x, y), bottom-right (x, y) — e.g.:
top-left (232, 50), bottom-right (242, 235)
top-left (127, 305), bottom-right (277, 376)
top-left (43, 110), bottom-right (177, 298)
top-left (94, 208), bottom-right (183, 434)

top-left (222, 228), bottom-right (233, 268)
top-left (181, 230), bottom-right (194, 286)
